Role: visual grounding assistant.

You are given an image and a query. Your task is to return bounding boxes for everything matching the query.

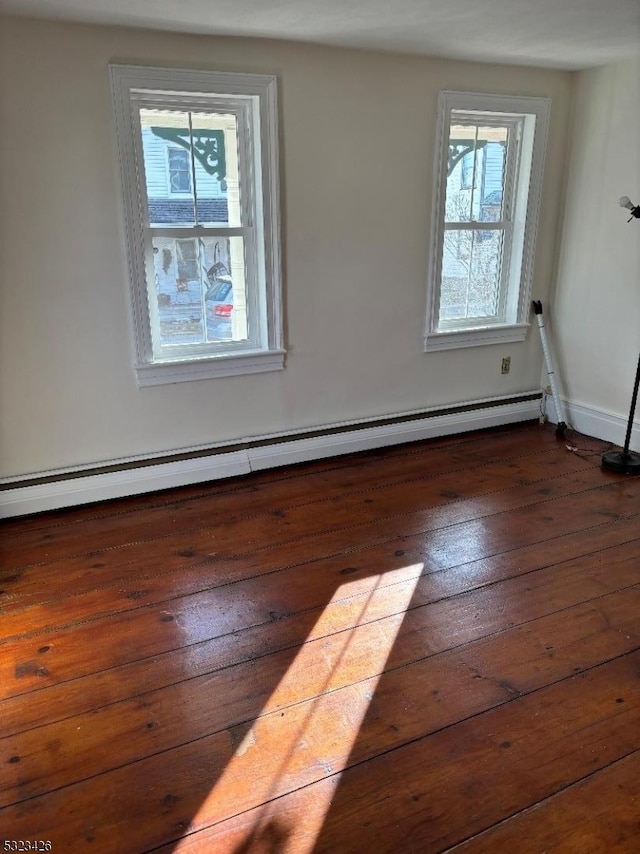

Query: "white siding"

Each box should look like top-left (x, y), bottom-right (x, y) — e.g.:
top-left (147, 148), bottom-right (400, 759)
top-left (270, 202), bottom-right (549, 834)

top-left (141, 128), bottom-right (225, 199)
top-left (482, 143), bottom-right (504, 201)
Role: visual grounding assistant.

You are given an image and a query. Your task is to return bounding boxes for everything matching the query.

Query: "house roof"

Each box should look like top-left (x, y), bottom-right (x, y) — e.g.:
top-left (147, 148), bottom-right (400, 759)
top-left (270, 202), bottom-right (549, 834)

top-left (3, 0), bottom-right (639, 70)
top-left (148, 199), bottom-right (229, 226)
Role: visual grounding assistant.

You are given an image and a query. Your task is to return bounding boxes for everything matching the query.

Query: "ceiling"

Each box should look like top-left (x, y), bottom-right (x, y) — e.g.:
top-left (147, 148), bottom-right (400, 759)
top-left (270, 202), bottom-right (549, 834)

top-left (3, 0), bottom-right (640, 70)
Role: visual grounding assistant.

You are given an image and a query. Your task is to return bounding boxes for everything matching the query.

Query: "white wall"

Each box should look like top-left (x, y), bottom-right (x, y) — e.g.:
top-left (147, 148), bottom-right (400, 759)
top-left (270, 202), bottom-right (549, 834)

top-left (551, 58), bottom-right (640, 446)
top-left (0, 15), bottom-right (573, 478)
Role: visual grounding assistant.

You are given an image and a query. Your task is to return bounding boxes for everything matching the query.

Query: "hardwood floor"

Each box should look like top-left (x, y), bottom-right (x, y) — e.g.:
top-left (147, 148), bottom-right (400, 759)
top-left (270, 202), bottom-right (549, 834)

top-left (1, 422), bottom-right (639, 852)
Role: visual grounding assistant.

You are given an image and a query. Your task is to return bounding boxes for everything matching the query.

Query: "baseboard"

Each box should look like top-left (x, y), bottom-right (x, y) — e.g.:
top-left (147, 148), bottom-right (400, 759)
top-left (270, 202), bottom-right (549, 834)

top-left (545, 394), bottom-right (639, 450)
top-left (0, 392), bottom-right (541, 518)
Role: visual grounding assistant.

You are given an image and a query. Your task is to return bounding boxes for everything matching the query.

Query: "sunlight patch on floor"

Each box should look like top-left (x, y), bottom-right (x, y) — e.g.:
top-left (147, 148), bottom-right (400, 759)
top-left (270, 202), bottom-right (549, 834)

top-left (176, 564), bottom-right (424, 852)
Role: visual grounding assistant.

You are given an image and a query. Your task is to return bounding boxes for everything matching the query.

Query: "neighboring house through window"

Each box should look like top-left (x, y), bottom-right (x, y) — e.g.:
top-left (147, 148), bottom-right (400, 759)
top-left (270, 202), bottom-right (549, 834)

top-left (110, 64), bottom-right (284, 385)
top-left (425, 91), bottom-right (550, 351)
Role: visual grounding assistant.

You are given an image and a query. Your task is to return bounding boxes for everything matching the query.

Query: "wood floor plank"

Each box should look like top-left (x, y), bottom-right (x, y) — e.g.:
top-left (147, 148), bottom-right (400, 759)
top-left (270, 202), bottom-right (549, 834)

top-left (2, 513), bottom-right (637, 739)
top-left (0, 425), bottom-right (637, 854)
top-left (2, 445), bottom-right (592, 600)
top-left (0, 587), bottom-right (640, 806)
top-left (2, 457), bottom-right (636, 637)
top-left (0, 474), bottom-right (637, 696)
top-left (1, 444), bottom-right (595, 594)
top-left (6, 649), bottom-right (635, 854)
top-left (161, 653), bottom-right (640, 854)
top-left (0, 459), bottom-right (622, 612)
top-left (309, 670), bottom-right (640, 853)
top-left (1, 475), bottom-right (636, 703)
top-left (447, 750), bottom-right (640, 853)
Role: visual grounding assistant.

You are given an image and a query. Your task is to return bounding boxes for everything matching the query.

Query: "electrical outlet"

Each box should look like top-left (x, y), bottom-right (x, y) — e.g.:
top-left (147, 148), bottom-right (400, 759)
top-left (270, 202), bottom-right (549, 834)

top-left (501, 356), bottom-right (511, 375)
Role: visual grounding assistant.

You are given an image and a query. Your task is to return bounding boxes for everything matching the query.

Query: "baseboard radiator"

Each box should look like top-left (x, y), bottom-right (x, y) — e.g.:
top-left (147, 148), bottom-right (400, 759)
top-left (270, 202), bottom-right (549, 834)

top-left (0, 392), bottom-right (542, 518)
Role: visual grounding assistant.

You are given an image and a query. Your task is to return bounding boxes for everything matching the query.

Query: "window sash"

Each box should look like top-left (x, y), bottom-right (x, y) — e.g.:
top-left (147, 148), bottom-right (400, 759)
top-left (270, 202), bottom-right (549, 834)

top-left (439, 222), bottom-right (512, 327)
top-left (132, 97), bottom-right (254, 230)
top-left (130, 96), bottom-right (261, 362)
top-left (433, 109), bottom-right (523, 331)
top-left (144, 225), bottom-right (259, 361)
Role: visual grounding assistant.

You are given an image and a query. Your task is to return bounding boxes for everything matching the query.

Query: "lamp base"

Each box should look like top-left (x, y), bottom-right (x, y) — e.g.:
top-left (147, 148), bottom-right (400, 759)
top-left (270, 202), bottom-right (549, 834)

top-left (601, 449), bottom-right (640, 475)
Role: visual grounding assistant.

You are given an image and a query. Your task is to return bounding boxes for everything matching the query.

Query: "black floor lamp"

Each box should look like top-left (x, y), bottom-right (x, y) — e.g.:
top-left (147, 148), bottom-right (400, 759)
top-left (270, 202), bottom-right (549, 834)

top-left (601, 196), bottom-right (640, 475)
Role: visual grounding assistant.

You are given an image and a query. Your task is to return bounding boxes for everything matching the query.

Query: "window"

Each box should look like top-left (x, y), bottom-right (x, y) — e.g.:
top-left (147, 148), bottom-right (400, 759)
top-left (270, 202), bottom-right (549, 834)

top-left (110, 65), bottom-right (284, 385)
top-left (425, 92), bottom-right (550, 351)
top-left (168, 147), bottom-right (191, 193)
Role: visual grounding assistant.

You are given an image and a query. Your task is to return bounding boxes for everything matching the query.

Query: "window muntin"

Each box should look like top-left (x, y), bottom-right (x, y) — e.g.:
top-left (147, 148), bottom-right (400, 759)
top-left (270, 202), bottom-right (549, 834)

top-left (110, 65), bottom-right (284, 383)
top-left (425, 92), bottom-right (550, 351)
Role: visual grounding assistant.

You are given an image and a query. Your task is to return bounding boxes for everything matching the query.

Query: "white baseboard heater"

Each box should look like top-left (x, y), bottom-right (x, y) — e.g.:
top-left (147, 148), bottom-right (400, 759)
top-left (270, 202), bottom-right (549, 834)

top-left (0, 391), bottom-right (542, 518)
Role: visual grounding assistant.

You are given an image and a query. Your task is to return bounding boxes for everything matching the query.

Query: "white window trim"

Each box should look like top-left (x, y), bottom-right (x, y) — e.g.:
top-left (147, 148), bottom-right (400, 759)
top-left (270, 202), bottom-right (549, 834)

top-left (109, 64), bottom-right (285, 385)
top-left (424, 91), bottom-right (550, 352)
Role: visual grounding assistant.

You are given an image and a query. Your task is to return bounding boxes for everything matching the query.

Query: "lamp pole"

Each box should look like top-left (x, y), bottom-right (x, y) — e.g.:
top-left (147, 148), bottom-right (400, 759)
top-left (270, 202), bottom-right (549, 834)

top-left (601, 197), bottom-right (640, 475)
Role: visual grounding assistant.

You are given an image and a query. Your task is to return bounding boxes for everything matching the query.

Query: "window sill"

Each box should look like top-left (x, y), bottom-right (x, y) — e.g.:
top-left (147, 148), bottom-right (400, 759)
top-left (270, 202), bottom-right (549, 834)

top-left (424, 323), bottom-right (530, 352)
top-left (135, 349), bottom-right (286, 386)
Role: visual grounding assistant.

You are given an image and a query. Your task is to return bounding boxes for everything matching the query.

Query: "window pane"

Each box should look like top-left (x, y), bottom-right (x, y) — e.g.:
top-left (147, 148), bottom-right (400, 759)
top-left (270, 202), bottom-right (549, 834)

top-left (141, 109), bottom-right (196, 226)
top-left (203, 236), bottom-right (248, 342)
top-left (440, 228), bottom-right (504, 321)
top-left (152, 235), bottom-right (248, 347)
top-left (140, 108), bottom-right (240, 227)
top-left (189, 111), bottom-right (241, 227)
top-left (445, 122), bottom-right (508, 224)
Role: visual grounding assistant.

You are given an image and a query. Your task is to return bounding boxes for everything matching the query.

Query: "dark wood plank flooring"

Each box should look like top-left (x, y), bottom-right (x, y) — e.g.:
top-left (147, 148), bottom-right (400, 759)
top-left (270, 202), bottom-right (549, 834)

top-left (1, 422), bottom-right (639, 852)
